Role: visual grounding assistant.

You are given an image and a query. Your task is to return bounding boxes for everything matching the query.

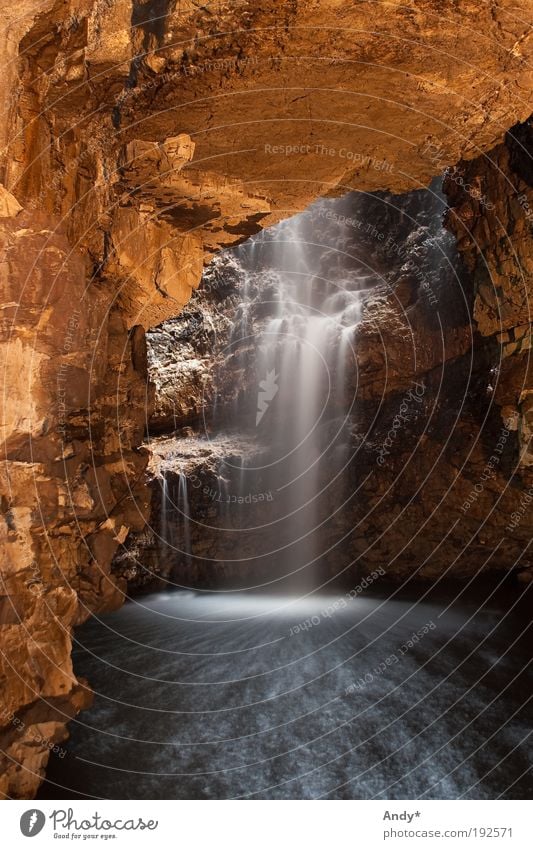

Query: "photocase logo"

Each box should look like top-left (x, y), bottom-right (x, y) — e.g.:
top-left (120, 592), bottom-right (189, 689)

top-left (20, 810), bottom-right (46, 837)
top-left (256, 368), bottom-right (279, 425)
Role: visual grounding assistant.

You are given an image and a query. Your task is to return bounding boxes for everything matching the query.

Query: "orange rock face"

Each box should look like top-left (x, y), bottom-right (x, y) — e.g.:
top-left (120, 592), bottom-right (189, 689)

top-left (1, 0), bottom-right (533, 797)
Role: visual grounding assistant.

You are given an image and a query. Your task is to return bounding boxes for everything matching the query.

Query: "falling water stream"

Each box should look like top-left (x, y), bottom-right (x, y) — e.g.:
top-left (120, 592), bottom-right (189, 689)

top-left (250, 212), bottom-right (361, 588)
top-left (154, 204), bottom-right (366, 590)
top-left (177, 472), bottom-right (192, 570)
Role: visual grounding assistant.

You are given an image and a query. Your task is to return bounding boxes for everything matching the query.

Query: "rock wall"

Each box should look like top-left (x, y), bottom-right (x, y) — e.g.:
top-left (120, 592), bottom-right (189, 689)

top-left (1, 0), bottom-right (533, 797)
top-left (444, 121), bottom-right (533, 465)
top-left (0, 199), bottom-right (152, 797)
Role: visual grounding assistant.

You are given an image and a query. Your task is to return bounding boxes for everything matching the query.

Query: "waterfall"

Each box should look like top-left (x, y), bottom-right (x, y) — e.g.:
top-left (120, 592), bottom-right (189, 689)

top-left (177, 472), bottom-right (192, 569)
top-left (160, 474), bottom-right (169, 547)
top-left (159, 470), bottom-right (192, 570)
top-left (153, 198), bottom-right (369, 591)
top-left (247, 205), bottom-right (363, 589)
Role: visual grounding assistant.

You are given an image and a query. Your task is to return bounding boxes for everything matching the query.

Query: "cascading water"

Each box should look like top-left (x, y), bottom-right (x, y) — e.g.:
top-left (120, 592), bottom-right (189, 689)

top-left (154, 200), bottom-right (373, 590)
top-left (148, 197), bottom-right (391, 592)
top-left (225, 204), bottom-right (367, 590)
top-left (159, 474), bottom-right (169, 547)
top-left (177, 472), bottom-right (192, 569)
top-left (158, 470), bottom-right (192, 571)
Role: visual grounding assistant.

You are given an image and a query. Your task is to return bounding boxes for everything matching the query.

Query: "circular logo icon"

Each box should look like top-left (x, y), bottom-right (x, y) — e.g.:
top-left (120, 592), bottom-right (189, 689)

top-left (20, 810), bottom-right (46, 837)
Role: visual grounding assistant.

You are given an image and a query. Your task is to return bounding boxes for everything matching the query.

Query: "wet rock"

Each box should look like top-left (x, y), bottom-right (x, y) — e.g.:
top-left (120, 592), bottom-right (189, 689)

top-left (2, 0), bottom-right (533, 797)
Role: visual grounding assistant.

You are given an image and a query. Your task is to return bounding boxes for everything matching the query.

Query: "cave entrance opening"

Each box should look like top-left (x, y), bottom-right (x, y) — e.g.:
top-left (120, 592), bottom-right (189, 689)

top-left (144, 194), bottom-right (378, 594)
top-left (40, 182), bottom-right (533, 802)
top-left (120, 178), bottom-right (467, 596)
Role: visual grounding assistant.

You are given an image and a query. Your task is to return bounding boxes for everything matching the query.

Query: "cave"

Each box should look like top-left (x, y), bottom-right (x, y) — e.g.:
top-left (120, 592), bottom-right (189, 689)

top-left (1, 0), bottom-right (532, 804)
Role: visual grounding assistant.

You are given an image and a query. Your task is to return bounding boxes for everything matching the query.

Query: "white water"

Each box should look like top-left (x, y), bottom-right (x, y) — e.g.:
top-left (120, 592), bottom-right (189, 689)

top-left (160, 474), bottom-right (169, 546)
top-left (159, 471), bottom-right (192, 568)
top-left (177, 472), bottom-right (192, 568)
top-left (155, 201), bottom-right (373, 586)
top-left (251, 209), bottom-right (364, 586)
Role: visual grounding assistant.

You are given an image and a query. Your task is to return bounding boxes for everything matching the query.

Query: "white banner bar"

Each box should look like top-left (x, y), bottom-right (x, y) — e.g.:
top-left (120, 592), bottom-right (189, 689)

top-left (2, 800), bottom-right (531, 848)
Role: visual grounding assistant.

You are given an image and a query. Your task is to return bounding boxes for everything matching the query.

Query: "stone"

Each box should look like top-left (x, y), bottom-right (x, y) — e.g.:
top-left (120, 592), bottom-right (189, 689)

top-left (2, 0), bottom-right (533, 799)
